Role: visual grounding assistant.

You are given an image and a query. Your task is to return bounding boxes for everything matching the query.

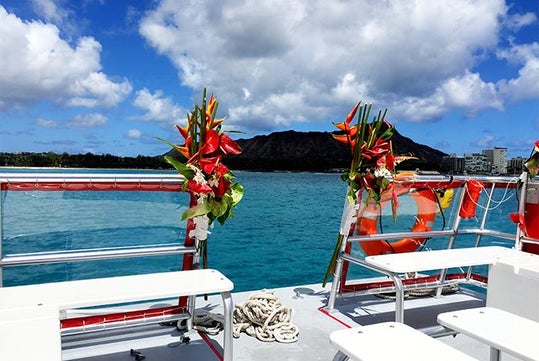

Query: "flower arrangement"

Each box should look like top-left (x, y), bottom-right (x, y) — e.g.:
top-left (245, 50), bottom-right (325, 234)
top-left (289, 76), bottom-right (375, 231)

top-left (323, 102), bottom-right (411, 286)
top-left (333, 102), bottom-right (411, 218)
top-left (159, 89), bottom-right (244, 226)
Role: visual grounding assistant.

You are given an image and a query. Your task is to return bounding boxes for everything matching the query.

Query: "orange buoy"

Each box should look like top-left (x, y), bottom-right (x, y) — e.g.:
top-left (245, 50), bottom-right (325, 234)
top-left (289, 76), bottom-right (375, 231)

top-left (459, 180), bottom-right (484, 219)
top-left (357, 186), bottom-right (439, 256)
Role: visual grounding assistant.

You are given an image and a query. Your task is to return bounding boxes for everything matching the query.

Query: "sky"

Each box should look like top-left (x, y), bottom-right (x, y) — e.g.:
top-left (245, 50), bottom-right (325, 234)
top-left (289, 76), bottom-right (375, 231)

top-left (0, 0), bottom-right (538, 159)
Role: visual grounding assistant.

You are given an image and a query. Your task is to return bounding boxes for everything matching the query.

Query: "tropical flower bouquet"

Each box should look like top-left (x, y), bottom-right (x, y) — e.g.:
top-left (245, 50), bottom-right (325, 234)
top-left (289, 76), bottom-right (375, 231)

top-left (159, 89), bottom-right (244, 268)
top-left (323, 102), bottom-right (411, 286)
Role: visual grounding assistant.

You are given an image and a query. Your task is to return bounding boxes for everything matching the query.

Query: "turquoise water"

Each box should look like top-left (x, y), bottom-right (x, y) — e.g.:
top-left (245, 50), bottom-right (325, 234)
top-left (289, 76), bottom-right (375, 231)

top-left (0, 169), bottom-right (519, 291)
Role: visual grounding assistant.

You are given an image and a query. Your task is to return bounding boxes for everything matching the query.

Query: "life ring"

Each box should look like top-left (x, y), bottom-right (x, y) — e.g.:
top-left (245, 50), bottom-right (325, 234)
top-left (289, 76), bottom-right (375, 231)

top-left (357, 186), bottom-right (439, 256)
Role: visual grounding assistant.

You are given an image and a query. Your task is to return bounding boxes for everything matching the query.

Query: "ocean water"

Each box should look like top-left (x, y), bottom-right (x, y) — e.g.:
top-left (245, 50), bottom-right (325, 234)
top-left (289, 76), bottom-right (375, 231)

top-left (0, 169), bottom-right (519, 291)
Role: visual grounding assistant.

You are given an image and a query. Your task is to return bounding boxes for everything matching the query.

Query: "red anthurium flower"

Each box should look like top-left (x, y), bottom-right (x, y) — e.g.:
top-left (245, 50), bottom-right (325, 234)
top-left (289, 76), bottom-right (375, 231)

top-left (213, 178), bottom-right (231, 198)
top-left (199, 156), bottom-right (221, 175)
top-left (535, 140), bottom-right (539, 152)
top-left (219, 133), bottom-right (242, 155)
top-left (214, 162), bottom-right (229, 176)
top-left (187, 179), bottom-right (213, 194)
top-left (202, 130), bottom-right (220, 154)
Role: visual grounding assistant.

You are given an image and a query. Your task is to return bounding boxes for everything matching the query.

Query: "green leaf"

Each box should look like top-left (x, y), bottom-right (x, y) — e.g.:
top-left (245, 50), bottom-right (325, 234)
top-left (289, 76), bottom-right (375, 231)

top-left (230, 182), bottom-right (244, 205)
top-left (182, 201), bottom-right (210, 220)
top-left (209, 197), bottom-right (230, 218)
top-left (164, 156), bottom-right (194, 179)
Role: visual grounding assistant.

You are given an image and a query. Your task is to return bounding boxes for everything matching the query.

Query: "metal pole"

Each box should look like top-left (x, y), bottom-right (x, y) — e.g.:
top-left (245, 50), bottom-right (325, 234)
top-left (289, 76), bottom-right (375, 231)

top-left (435, 183), bottom-right (467, 297)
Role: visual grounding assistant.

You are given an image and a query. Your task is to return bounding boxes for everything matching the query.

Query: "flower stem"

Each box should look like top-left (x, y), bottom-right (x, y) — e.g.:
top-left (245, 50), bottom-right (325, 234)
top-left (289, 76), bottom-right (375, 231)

top-left (322, 233), bottom-right (344, 287)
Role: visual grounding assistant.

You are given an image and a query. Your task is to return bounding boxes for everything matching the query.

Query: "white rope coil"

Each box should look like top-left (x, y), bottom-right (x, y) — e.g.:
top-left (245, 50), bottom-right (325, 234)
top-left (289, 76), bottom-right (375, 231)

top-left (233, 290), bottom-right (299, 343)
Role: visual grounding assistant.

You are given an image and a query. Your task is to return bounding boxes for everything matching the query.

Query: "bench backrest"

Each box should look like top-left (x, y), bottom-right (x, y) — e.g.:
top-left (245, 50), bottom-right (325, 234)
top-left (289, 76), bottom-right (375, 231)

top-left (487, 256), bottom-right (539, 322)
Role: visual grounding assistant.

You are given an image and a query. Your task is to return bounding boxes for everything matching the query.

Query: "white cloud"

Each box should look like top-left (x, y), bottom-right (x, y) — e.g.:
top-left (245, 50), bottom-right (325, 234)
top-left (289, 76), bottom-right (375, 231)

top-left (32, 0), bottom-right (68, 24)
top-left (66, 113), bottom-right (107, 128)
top-left (127, 129), bottom-right (142, 139)
top-left (0, 6), bottom-right (131, 109)
top-left (36, 118), bottom-right (58, 128)
top-left (504, 11), bottom-right (537, 31)
top-left (139, 0), bottom-right (536, 132)
top-left (475, 135), bottom-right (495, 148)
top-left (132, 88), bottom-right (183, 124)
top-left (497, 43), bottom-right (539, 102)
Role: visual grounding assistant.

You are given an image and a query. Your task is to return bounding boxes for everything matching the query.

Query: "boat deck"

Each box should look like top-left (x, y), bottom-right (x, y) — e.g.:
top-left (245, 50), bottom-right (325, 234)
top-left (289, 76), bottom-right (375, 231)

top-left (60, 281), bottom-right (519, 361)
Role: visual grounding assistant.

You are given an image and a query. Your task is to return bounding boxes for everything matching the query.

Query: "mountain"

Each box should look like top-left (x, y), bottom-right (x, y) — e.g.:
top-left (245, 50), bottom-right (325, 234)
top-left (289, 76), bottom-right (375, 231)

top-left (220, 130), bottom-right (446, 172)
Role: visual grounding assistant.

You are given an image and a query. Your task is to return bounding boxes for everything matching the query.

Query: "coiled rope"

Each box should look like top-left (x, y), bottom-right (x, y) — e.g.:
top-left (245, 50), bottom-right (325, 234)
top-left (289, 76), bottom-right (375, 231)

top-left (233, 290), bottom-right (299, 343)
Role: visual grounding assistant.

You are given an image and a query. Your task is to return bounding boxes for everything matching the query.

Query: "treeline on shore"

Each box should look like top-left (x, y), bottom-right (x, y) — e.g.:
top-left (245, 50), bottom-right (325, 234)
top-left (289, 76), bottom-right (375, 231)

top-left (0, 152), bottom-right (170, 169)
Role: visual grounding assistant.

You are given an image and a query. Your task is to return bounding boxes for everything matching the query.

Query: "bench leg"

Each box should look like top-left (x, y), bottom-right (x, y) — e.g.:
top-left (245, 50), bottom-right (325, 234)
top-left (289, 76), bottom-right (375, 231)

top-left (489, 347), bottom-right (500, 361)
top-left (393, 275), bottom-right (405, 323)
top-left (332, 351), bottom-right (349, 361)
top-left (221, 291), bottom-right (233, 361)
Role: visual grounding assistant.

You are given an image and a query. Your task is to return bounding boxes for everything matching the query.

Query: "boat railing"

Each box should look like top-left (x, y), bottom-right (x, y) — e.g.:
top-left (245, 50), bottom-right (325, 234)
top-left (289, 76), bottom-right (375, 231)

top-left (0, 172), bottom-right (213, 334)
top-left (0, 173), bottom-right (192, 287)
top-left (328, 173), bottom-right (539, 310)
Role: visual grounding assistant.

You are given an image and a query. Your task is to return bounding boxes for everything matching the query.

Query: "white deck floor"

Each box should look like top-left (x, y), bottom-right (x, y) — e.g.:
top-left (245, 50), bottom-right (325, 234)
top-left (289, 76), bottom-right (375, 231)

top-left (58, 280), bottom-right (523, 361)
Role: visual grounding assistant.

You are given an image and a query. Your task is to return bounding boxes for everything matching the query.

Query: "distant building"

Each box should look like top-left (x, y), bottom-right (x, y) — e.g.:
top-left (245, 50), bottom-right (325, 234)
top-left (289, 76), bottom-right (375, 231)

top-left (440, 154), bottom-right (465, 174)
top-left (508, 156), bottom-right (526, 174)
top-left (464, 152), bottom-right (490, 174)
top-left (483, 147), bottom-right (508, 174)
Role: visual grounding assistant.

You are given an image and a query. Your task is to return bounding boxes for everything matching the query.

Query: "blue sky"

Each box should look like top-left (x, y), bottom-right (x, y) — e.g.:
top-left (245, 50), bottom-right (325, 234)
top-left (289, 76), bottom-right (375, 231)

top-left (0, 0), bottom-right (538, 159)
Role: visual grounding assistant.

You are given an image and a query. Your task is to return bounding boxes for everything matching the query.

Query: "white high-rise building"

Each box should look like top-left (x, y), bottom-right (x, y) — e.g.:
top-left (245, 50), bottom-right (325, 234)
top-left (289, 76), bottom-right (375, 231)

top-left (483, 147), bottom-right (508, 174)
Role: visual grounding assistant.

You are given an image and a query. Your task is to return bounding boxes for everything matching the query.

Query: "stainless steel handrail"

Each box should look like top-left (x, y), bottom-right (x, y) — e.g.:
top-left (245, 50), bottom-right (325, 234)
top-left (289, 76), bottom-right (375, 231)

top-left (0, 245), bottom-right (197, 266)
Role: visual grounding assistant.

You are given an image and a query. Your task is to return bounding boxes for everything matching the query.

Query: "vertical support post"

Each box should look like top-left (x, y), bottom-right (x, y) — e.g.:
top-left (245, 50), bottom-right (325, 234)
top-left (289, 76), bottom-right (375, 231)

top-left (435, 183), bottom-right (467, 297)
top-left (179, 193), bottom-right (199, 309)
top-left (221, 291), bottom-right (234, 361)
top-left (466, 183), bottom-right (495, 279)
top-left (328, 193), bottom-right (359, 310)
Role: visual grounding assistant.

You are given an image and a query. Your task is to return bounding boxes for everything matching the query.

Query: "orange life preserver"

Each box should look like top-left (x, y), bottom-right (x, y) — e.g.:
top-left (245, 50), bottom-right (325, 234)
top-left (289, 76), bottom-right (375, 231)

top-left (357, 186), bottom-right (439, 256)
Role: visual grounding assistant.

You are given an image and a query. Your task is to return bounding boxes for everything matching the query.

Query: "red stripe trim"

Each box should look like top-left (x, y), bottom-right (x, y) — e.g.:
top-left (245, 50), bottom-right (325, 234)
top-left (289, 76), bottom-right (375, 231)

top-left (317, 307), bottom-right (352, 328)
top-left (198, 331), bottom-right (224, 361)
top-left (60, 305), bottom-right (187, 329)
top-left (340, 272), bottom-right (487, 293)
top-left (0, 182), bottom-right (183, 192)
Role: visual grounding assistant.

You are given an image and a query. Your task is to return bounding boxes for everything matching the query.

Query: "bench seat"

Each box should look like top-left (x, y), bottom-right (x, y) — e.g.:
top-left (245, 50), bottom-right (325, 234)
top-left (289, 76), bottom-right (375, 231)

top-left (438, 307), bottom-right (539, 361)
top-left (364, 246), bottom-right (532, 273)
top-left (361, 246), bottom-right (535, 322)
top-left (0, 306), bottom-right (61, 361)
top-left (330, 322), bottom-right (477, 361)
top-left (0, 269), bottom-right (232, 310)
top-left (0, 269), bottom-right (234, 361)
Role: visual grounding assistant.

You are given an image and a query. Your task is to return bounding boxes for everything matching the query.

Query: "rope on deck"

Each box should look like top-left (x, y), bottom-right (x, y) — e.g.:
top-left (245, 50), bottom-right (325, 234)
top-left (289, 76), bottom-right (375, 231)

top-left (232, 289), bottom-right (299, 343)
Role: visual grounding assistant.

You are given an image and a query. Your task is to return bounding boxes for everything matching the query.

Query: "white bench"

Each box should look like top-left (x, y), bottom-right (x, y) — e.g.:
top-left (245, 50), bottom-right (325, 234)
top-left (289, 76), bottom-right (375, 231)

top-left (437, 307), bottom-right (539, 361)
top-left (0, 306), bottom-right (61, 361)
top-left (329, 322), bottom-right (478, 361)
top-left (363, 246), bottom-right (535, 322)
top-left (487, 256), bottom-right (539, 322)
top-left (0, 269), bottom-right (234, 361)
top-left (437, 255), bottom-right (539, 361)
